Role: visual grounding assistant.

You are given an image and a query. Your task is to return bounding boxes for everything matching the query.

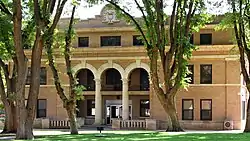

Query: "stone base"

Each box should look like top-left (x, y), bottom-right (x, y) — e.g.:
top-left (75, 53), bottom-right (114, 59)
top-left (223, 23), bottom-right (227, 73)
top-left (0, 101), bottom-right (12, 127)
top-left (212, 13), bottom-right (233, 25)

top-left (77, 118), bottom-right (85, 128)
top-left (146, 119), bottom-right (157, 130)
top-left (34, 118), bottom-right (49, 129)
top-left (112, 119), bottom-right (121, 129)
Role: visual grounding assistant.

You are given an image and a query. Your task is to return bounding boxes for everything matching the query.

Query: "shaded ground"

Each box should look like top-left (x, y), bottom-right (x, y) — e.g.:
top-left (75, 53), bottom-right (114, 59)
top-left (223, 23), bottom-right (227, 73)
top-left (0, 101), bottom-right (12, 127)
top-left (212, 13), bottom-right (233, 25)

top-left (15, 132), bottom-right (250, 141)
top-left (0, 129), bottom-right (247, 141)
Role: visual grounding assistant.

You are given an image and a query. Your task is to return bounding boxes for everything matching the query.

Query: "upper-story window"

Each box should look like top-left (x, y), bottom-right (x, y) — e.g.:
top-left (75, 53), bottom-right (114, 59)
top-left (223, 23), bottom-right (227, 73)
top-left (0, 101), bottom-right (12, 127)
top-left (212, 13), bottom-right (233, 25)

top-left (106, 69), bottom-right (121, 85)
top-left (101, 36), bottom-right (121, 46)
top-left (200, 33), bottom-right (212, 45)
top-left (200, 64), bottom-right (212, 84)
top-left (133, 35), bottom-right (144, 46)
top-left (26, 67), bottom-right (47, 85)
top-left (186, 65), bottom-right (194, 84)
top-left (190, 34), bottom-right (194, 44)
top-left (78, 37), bottom-right (89, 47)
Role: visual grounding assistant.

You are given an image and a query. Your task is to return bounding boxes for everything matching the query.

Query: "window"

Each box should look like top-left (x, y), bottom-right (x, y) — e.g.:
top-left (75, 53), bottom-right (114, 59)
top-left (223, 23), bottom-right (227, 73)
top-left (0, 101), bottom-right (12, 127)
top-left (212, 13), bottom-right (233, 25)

top-left (242, 101), bottom-right (246, 120)
top-left (87, 100), bottom-right (95, 116)
top-left (106, 69), bottom-right (121, 85)
top-left (200, 64), bottom-right (212, 84)
top-left (40, 67), bottom-right (47, 85)
top-left (200, 99), bottom-right (212, 120)
top-left (140, 69), bottom-right (149, 90)
top-left (182, 99), bottom-right (194, 120)
top-left (140, 100), bottom-right (150, 117)
top-left (133, 35), bottom-right (144, 46)
top-left (101, 36), bottom-right (121, 46)
top-left (200, 33), bottom-right (212, 45)
top-left (26, 67), bottom-right (47, 85)
top-left (186, 65), bottom-right (194, 84)
top-left (190, 34), bottom-right (194, 44)
top-left (78, 37), bottom-right (89, 47)
top-left (37, 99), bottom-right (46, 118)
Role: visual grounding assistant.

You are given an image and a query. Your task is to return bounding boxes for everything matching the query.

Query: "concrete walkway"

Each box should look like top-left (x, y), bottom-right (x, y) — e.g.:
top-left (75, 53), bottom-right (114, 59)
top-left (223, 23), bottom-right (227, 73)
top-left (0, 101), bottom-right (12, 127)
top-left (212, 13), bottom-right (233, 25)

top-left (0, 129), bottom-right (243, 140)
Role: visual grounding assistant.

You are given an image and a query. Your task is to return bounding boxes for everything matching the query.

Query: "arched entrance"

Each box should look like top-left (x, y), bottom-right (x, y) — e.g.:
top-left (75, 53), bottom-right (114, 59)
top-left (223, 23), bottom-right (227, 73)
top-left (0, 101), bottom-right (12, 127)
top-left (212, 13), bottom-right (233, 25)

top-left (128, 68), bottom-right (149, 91)
top-left (76, 69), bottom-right (95, 118)
top-left (101, 68), bottom-right (122, 91)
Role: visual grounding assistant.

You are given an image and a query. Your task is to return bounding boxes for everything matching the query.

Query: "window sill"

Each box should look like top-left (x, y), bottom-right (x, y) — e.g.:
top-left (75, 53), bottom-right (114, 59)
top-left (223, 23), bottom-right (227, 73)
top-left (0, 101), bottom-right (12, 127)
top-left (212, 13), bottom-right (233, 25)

top-left (86, 116), bottom-right (95, 118)
top-left (100, 46), bottom-right (122, 48)
top-left (139, 116), bottom-right (150, 118)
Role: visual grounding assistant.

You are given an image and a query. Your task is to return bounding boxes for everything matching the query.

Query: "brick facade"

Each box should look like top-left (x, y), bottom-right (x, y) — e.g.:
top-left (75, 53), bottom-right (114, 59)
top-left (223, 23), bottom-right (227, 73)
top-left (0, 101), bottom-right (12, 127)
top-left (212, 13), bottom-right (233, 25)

top-left (22, 6), bottom-right (247, 130)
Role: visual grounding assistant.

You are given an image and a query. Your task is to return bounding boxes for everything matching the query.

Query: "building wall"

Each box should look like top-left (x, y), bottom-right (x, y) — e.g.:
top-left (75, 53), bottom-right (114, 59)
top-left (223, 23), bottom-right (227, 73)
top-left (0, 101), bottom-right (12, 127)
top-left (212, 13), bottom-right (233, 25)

top-left (22, 15), bottom-right (244, 130)
top-left (150, 58), bottom-right (243, 130)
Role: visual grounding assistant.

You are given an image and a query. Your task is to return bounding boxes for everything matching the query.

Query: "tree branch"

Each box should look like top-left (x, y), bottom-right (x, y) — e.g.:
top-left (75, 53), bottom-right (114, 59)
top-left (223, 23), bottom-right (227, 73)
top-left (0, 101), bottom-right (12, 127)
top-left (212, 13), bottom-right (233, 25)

top-left (106, 0), bottom-right (150, 48)
top-left (48, 0), bottom-right (56, 14)
top-left (49, 0), bottom-right (67, 32)
top-left (33, 0), bottom-right (41, 24)
top-left (133, 0), bottom-right (150, 31)
top-left (64, 5), bottom-right (76, 101)
top-left (0, 1), bottom-right (12, 16)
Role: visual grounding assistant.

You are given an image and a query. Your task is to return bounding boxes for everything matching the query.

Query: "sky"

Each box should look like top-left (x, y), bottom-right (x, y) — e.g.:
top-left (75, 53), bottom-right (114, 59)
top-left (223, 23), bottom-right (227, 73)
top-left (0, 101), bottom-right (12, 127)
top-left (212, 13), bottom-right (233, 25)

top-left (62, 0), bottom-right (229, 19)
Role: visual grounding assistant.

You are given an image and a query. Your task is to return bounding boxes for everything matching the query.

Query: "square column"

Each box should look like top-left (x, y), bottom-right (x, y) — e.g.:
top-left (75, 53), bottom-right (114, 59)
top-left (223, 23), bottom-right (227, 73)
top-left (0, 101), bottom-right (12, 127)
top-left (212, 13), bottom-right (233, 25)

top-left (94, 79), bottom-right (102, 125)
top-left (122, 78), bottom-right (129, 120)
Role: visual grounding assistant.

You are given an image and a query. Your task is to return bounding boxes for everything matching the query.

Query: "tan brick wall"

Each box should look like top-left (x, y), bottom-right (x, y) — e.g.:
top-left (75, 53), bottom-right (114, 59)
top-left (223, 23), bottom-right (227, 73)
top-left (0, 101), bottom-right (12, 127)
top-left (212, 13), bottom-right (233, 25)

top-left (194, 28), bottom-right (233, 45)
top-left (74, 28), bottom-right (233, 48)
top-left (23, 22), bottom-right (243, 130)
top-left (150, 58), bottom-right (243, 130)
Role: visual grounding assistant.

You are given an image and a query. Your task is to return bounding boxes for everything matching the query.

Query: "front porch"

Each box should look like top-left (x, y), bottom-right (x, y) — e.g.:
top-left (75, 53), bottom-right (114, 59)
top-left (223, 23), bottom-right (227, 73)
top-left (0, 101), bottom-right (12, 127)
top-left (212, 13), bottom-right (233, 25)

top-left (75, 67), bottom-right (150, 125)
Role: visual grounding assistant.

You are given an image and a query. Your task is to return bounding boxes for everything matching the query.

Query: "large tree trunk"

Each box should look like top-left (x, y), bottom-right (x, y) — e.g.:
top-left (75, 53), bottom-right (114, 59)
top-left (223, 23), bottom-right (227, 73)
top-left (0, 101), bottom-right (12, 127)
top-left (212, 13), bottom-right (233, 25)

top-left (0, 59), bottom-right (17, 134)
top-left (153, 86), bottom-right (183, 131)
top-left (244, 99), bottom-right (250, 132)
top-left (66, 103), bottom-right (78, 134)
top-left (1, 102), bottom-right (17, 134)
top-left (165, 95), bottom-right (183, 131)
top-left (24, 28), bottom-right (43, 140)
top-left (13, 0), bottom-right (29, 139)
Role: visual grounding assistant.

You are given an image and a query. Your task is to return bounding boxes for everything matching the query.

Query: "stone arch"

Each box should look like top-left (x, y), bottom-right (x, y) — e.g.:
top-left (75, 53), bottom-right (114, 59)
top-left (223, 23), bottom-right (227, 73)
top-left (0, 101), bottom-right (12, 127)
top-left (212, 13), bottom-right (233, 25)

top-left (72, 62), bottom-right (97, 79)
top-left (97, 62), bottom-right (125, 80)
top-left (124, 62), bottom-right (150, 79)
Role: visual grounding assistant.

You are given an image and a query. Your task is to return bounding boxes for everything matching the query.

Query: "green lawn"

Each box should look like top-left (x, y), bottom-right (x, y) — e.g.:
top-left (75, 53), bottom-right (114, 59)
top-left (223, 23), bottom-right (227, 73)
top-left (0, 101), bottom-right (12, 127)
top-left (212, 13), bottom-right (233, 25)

top-left (23, 132), bottom-right (250, 141)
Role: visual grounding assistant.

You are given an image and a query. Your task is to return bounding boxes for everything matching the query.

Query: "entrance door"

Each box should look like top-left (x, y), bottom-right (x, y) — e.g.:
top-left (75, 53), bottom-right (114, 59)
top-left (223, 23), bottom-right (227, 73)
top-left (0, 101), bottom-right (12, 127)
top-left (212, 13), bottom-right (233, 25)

top-left (106, 105), bottom-right (132, 124)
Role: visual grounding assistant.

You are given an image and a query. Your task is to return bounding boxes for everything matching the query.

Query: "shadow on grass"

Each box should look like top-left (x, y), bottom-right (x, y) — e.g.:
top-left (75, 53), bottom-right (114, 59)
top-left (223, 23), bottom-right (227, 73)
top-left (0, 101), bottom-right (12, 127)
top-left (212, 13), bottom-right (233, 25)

top-left (29, 132), bottom-right (250, 141)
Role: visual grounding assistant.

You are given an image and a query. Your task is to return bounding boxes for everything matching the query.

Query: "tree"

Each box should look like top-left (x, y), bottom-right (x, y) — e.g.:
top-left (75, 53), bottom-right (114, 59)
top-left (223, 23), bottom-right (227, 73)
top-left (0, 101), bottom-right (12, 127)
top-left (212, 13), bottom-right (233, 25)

top-left (226, 0), bottom-right (250, 132)
top-left (45, 3), bottom-right (82, 134)
top-left (0, 4), bottom-right (17, 133)
top-left (0, 0), bottom-right (36, 134)
top-left (1, 0), bottom-right (69, 139)
top-left (90, 0), bottom-right (210, 131)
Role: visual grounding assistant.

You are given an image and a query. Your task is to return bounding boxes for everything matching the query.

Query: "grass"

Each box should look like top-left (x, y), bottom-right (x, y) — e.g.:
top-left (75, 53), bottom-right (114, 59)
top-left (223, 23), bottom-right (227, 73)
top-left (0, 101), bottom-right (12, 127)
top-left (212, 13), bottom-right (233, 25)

top-left (18, 132), bottom-right (250, 141)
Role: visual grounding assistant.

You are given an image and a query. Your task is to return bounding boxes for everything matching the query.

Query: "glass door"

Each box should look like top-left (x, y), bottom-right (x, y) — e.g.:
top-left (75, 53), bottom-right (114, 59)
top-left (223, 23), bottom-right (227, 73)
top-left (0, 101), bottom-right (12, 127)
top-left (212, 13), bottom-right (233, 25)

top-left (109, 105), bottom-right (120, 124)
top-left (106, 105), bottom-right (133, 124)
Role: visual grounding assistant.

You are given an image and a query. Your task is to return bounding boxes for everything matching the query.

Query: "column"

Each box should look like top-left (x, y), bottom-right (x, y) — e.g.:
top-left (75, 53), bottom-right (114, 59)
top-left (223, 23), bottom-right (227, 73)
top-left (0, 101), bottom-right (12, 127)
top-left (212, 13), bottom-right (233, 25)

top-left (94, 79), bottom-right (102, 125)
top-left (122, 78), bottom-right (129, 120)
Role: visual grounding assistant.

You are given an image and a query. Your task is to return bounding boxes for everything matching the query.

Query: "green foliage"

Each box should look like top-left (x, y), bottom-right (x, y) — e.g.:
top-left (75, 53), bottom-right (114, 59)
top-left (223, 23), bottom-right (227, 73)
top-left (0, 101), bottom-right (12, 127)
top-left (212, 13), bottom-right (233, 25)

top-left (0, 103), bottom-right (4, 110)
top-left (74, 85), bottom-right (85, 100)
top-left (22, 19), bottom-right (36, 49)
top-left (191, 14), bottom-right (213, 32)
top-left (216, 13), bottom-right (235, 31)
top-left (0, 13), bottom-right (13, 60)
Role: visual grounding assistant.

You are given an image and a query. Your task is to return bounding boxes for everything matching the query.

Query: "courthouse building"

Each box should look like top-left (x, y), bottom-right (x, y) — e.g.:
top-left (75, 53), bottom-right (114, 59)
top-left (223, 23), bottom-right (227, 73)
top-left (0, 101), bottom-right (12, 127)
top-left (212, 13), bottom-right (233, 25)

top-left (24, 6), bottom-right (248, 130)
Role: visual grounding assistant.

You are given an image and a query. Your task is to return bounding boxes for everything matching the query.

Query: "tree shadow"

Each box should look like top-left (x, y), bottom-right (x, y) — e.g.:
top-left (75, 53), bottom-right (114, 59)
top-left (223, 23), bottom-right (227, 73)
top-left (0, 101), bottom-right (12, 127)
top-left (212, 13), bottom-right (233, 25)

top-left (30, 132), bottom-right (250, 141)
